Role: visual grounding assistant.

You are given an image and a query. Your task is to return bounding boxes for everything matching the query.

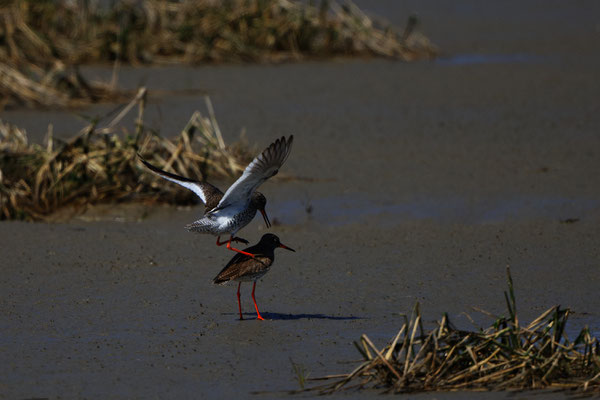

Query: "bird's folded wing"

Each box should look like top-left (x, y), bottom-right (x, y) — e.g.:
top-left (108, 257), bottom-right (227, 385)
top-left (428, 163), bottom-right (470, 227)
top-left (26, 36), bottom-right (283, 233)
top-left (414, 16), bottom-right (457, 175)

top-left (213, 253), bottom-right (271, 284)
top-left (212, 135), bottom-right (294, 212)
top-left (139, 157), bottom-right (223, 205)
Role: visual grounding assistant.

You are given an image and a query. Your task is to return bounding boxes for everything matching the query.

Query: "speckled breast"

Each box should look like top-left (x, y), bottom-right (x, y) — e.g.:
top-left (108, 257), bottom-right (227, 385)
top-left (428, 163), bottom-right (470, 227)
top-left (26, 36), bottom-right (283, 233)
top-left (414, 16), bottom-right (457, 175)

top-left (225, 207), bottom-right (258, 234)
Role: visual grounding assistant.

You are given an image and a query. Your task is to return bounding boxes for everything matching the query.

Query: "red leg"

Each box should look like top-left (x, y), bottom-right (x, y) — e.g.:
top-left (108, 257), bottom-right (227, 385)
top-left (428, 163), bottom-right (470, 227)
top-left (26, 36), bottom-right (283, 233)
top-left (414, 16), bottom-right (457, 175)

top-left (217, 235), bottom-right (255, 257)
top-left (237, 282), bottom-right (243, 320)
top-left (251, 282), bottom-right (265, 321)
top-left (225, 236), bottom-right (255, 258)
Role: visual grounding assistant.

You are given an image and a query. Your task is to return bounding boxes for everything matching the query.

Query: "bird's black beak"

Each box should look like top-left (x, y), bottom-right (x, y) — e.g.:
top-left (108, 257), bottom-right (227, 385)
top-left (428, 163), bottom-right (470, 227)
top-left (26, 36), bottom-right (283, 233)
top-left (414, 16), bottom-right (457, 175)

top-left (260, 209), bottom-right (271, 228)
top-left (279, 243), bottom-right (295, 252)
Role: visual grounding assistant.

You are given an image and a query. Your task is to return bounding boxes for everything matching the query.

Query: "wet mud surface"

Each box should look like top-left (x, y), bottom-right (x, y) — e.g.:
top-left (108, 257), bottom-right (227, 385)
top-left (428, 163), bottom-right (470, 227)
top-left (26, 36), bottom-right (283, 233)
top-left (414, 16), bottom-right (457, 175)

top-left (2, 1), bottom-right (600, 398)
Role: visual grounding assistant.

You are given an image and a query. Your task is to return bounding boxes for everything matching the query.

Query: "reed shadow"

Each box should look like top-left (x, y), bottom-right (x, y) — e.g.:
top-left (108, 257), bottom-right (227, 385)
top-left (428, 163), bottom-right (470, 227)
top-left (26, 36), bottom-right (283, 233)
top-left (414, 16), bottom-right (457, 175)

top-left (223, 312), bottom-right (362, 321)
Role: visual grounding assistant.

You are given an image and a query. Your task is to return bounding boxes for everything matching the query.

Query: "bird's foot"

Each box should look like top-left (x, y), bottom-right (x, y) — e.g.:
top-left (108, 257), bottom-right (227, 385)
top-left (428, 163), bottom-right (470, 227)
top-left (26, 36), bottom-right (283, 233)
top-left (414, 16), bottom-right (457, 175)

top-left (231, 236), bottom-right (249, 245)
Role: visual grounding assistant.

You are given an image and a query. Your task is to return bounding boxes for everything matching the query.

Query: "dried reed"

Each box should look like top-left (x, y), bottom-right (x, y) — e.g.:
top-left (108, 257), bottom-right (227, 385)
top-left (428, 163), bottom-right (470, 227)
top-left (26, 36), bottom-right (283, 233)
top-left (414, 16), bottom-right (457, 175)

top-left (1, 0), bottom-right (436, 66)
top-left (1, 0), bottom-right (435, 109)
top-left (301, 267), bottom-right (600, 394)
top-left (0, 61), bottom-right (125, 110)
top-left (0, 88), bottom-right (254, 220)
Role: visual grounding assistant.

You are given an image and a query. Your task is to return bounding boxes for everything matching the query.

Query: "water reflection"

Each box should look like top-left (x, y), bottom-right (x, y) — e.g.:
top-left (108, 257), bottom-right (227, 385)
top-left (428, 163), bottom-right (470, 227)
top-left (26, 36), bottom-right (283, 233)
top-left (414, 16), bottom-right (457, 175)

top-left (436, 53), bottom-right (547, 66)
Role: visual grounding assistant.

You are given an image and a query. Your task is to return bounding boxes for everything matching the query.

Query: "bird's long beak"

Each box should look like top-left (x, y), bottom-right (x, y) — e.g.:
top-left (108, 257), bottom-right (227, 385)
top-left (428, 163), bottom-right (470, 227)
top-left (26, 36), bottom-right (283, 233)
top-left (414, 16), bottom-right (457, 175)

top-left (279, 243), bottom-right (295, 252)
top-left (260, 209), bottom-right (271, 228)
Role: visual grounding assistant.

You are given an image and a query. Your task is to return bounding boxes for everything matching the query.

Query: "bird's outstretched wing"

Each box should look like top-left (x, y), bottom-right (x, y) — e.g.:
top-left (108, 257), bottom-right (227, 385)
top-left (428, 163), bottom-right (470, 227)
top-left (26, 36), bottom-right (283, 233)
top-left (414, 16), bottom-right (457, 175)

top-left (212, 135), bottom-right (293, 212)
top-left (139, 156), bottom-right (223, 208)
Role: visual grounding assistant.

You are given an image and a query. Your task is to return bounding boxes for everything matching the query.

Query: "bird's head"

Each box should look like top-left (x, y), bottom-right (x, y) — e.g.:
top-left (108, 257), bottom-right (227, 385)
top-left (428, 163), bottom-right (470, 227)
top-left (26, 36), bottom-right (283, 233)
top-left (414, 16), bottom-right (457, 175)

top-left (251, 192), bottom-right (270, 228)
top-left (259, 233), bottom-right (295, 252)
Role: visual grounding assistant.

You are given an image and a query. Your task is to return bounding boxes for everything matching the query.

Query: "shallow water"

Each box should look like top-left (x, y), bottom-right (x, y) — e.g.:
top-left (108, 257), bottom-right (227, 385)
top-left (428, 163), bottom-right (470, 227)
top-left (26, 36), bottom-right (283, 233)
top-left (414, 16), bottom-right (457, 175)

top-left (271, 194), bottom-right (599, 226)
top-left (436, 53), bottom-right (548, 66)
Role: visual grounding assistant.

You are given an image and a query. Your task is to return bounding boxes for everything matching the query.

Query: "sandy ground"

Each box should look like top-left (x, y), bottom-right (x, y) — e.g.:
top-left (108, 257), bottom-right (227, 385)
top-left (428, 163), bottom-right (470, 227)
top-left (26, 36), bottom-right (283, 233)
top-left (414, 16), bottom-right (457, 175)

top-left (2, 1), bottom-right (600, 398)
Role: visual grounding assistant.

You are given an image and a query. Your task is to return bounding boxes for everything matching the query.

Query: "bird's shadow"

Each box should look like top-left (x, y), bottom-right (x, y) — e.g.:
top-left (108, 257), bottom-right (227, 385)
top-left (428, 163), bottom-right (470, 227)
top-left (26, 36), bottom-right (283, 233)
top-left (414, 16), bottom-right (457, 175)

top-left (224, 312), bottom-right (362, 321)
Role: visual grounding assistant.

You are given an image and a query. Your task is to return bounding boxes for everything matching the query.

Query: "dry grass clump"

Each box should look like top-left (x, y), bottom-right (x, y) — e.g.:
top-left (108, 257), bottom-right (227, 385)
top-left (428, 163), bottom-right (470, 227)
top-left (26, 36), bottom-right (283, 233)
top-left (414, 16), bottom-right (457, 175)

top-left (0, 0), bottom-right (436, 65)
top-left (1, 0), bottom-right (435, 109)
top-left (302, 267), bottom-right (600, 394)
top-left (0, 88), bottom-right (253, 221)
top-left (1, 1), bottom-right (125, 109)
top-left (0, 62), bottom-right (125, 110)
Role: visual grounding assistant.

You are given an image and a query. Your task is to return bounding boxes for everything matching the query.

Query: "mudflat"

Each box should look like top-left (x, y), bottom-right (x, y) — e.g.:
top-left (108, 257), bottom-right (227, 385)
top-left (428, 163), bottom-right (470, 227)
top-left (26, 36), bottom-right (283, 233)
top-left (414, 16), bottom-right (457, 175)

top-left (2, 1), bottom-right (600, 398)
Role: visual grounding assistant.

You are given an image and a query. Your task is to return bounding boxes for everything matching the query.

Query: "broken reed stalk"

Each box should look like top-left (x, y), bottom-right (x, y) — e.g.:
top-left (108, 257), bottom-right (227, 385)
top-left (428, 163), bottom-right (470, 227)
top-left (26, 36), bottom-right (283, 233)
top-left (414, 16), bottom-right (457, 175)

top-left (0, 88), bottom-right (254, 221)
top-left (1, 0), bottom-right (436, 109)
top-left (0, 61), bottom-right (126, 110)
top-left (301, 266), bottom-right (600, 394)
top-left (0, 0), bottom-right (436, 66)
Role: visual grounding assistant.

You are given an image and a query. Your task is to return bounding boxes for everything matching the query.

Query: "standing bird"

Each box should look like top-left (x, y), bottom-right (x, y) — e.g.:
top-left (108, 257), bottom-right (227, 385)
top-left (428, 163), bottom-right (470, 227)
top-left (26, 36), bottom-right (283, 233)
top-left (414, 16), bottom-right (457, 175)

top-left (139, 135), bottom-right (293, 257)
top-left (213, 233), bottom-right (295, 320)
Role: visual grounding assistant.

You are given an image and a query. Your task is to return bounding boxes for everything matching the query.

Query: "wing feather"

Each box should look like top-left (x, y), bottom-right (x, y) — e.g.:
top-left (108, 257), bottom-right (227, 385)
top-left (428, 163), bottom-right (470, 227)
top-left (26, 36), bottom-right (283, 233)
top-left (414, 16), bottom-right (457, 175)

top-left (213, 135), bottom-right (293, 212)
top-left (213, 254), bottom-right (272, 284)
top-left (139, 156), bottom-right (223, 207)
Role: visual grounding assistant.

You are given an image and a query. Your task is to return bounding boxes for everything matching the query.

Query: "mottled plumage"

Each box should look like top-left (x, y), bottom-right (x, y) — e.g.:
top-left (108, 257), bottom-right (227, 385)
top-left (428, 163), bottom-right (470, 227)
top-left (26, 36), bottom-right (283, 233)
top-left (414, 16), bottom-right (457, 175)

top-left (213, 233), bottom-right (295, 320)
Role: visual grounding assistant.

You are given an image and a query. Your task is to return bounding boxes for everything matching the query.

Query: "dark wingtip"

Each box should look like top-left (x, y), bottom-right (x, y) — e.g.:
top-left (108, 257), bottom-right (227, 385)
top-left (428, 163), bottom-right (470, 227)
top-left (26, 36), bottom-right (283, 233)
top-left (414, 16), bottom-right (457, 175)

top-left (281, 135), bottom-right (293, 150)
top-left (138, 155), bottom-right (153, 169)
top-left (137, 153), bottom-right (149, 166)
top-left (279, 135), bottom-right (293, 164)
top-left (138, 156), bottom-right (201, 184)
